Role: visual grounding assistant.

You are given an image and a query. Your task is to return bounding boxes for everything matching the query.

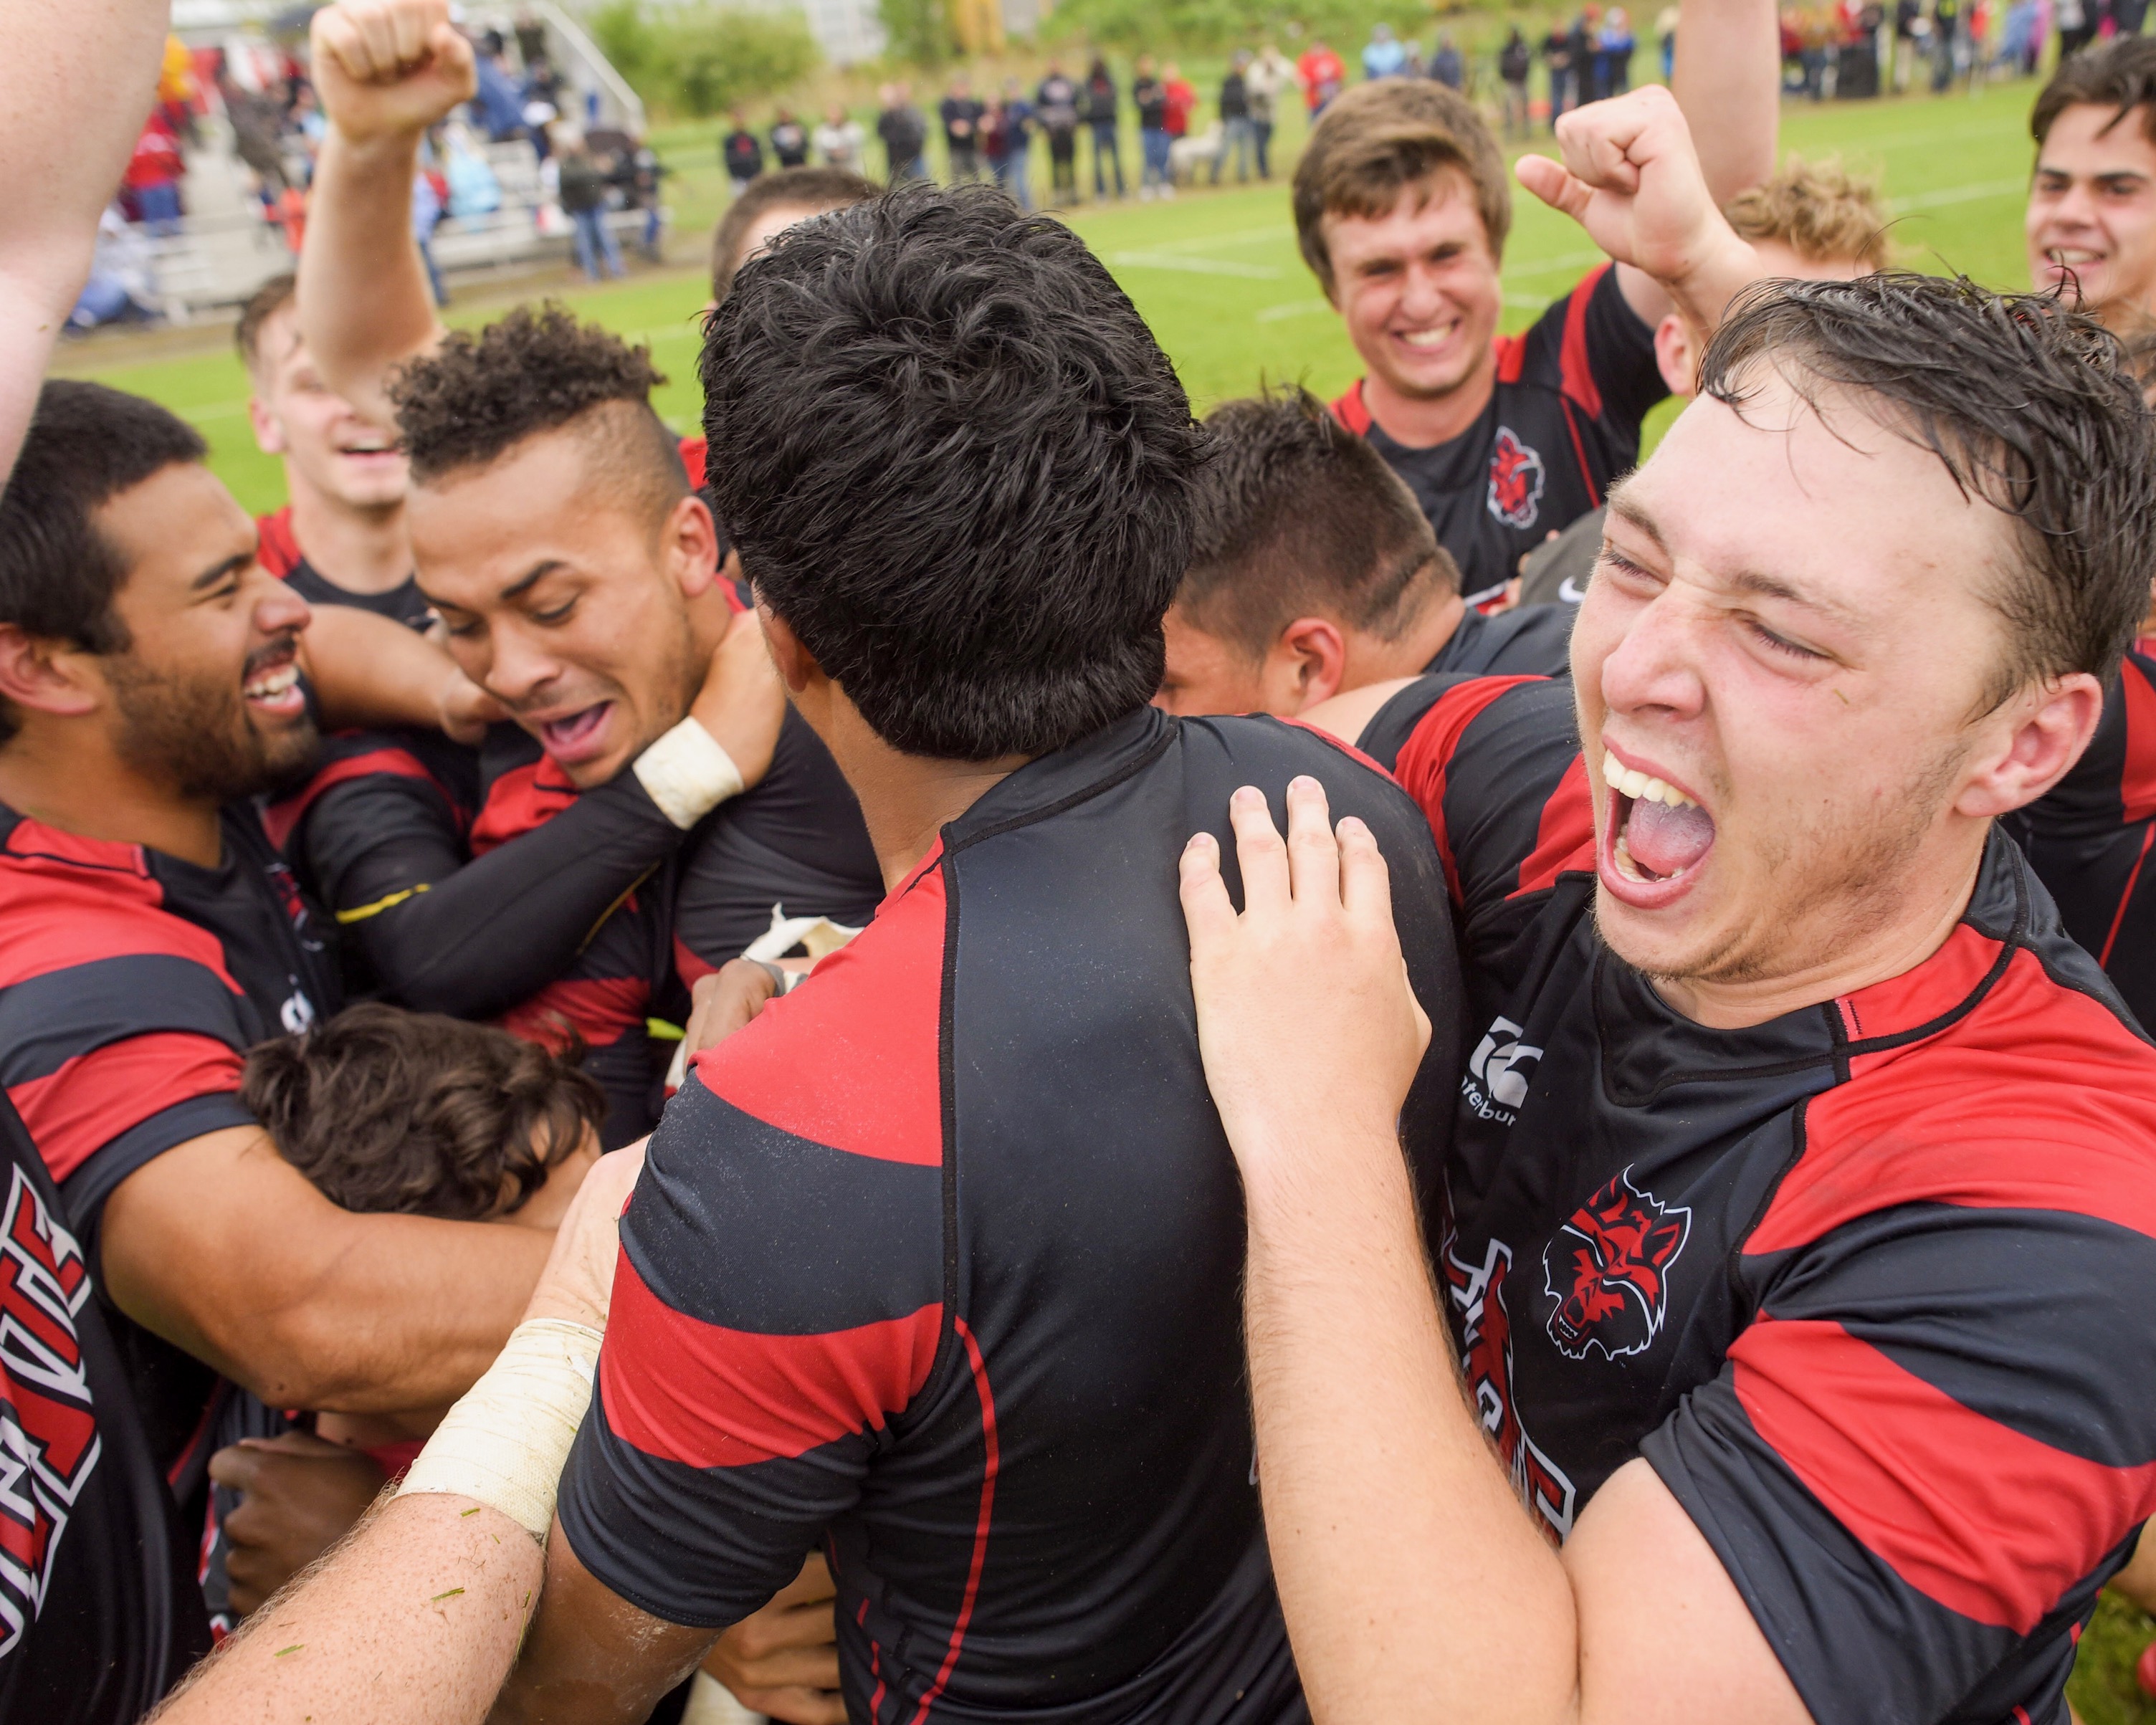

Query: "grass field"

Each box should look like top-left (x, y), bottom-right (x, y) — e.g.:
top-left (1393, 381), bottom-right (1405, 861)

top-left (59, 74), bottom-right (2156, 1724)
top-left (63, 77), bottom-right (2041, 515)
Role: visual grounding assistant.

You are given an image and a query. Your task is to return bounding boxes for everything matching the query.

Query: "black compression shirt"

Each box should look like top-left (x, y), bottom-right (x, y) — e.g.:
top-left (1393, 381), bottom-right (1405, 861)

top-left (255, 506), bottom-right (434, 632)
top-left (558, 704), bottom-right (1462, 1722)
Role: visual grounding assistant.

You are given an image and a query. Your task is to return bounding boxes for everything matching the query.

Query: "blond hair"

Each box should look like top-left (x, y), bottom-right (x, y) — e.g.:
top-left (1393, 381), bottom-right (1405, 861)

top-left (1723, 157), bottom-right (1892, 274)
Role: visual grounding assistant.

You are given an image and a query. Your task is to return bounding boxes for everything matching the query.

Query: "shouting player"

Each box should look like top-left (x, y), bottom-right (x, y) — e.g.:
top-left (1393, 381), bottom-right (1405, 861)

top-left (1190, 272), bottom-right (2156, 1724)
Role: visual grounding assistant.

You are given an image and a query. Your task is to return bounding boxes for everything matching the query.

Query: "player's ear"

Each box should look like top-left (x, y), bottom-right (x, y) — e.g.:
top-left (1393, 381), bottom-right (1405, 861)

top-left (664, 494), bottom-right (722, 600)
top-left (755, 602), bottom-right (824, 695)
top-left (1653, 314), bottom-right (1695, 399)
top-left (1955, 670), bottom-right (2104, 819)
top-left (0, 625), bottom-right (105, 723)
top-left (1277, 616), bottom-right (1350, 712)
top-left (247, 392), bottom-right (288, 457)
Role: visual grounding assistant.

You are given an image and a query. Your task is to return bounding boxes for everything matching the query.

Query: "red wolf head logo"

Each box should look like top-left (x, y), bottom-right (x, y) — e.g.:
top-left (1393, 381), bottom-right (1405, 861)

top-left (1542, 1169), bottom-right (1691, 1362)
top-left (1486, 427), bottom-right (1546, 529)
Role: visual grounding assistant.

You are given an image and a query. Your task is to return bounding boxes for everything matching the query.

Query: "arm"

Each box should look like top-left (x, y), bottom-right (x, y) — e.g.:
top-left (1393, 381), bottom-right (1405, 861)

top-left (301, 602), bottom-right (500, 740)
top-left (0, 0), bottom-right (170, 483)
top-left (299, 0), bottom-right (473, 425)
top-left (1177, 779), bottom-right (1808, 1725)
top-left (1671, 0), bottom-right (1779, 204)
top-left (100, 1124), bottom-right (550, 1413)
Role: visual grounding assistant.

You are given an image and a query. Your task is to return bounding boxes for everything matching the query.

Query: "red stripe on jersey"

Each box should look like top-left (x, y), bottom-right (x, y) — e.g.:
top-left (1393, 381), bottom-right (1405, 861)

top-left (1509, 754), bottom-right (1595, 898)
top-left (2119, 658), bottom-right (2156, 824)
top-left (600, 1252), bottom-right (941, 1467)
top-left (692, 864), bottom-right (945, 1168)
top-left (469, 758), bottom-right (579, 854)
top-left (1329, 383), bottom-right (1373, 436)
top-left (1558, 264), bottom-right (1611, 421)
top-left (1279, 715), bottom-right (1399, 784)
top-left (1391, 677), bottom-right (1545, 905)
top-left (678, 435), bottom-right (708, 491)
top-left (1495, 331), bottom-right (1528, 385)
top-left (1832, 922), bottom-right (2003, 1046)
top-left (910, 1314), bottom-right (998, 1724)
top-left (254, 507), bottom-right (302, 580)
top-left (1755, 947), bottom-right (2156, 1253)
top-left (1730, 1313), bottom-right (2156, 1633)
top-left (259, 745), bottom-right (451, 854)
top-left (0, 863), bottom-right (235, 993)
top-left (4, 817), bottom-right (151, 880)
top-left (497, 975), bottom-right (648, 1053)
top-left (673, 935), bottom-right (717, 989)
top-left (1558, 397), bottom-right (1601, 512)
top-left (2103, 824), bottom-right (2156, 967)
top-left (10, 1032), bottom-right (246, 1184)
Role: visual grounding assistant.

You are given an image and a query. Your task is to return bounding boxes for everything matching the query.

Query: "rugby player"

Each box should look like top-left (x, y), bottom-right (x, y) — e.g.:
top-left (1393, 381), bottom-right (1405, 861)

top-left (1152, 386), bottom-right (1573, 720)
top-left (0, 380), bottom-right (561, 1554)
top-left (2028, 38), bottom-right (2156, 335)
top-left (486, 183), bottom-right (1465, 1724)
top-left (1298, 0), bottom-right (1776, 605)
top-left (1183, 272), bottom-right (2156, 1724)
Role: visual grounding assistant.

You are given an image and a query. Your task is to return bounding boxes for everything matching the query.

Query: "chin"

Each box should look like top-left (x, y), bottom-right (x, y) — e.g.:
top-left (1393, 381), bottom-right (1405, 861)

top-left (1590, 889), bottom-right (1732, 984)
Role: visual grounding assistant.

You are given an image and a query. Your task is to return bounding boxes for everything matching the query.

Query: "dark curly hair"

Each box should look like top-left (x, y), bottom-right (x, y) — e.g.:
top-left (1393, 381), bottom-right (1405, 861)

top-left (700, 184), bottom-right (1208, 760)
top-left (1700, 272), bottom-right (2156, 710)
top-left (242, 1003), bottom-right (604, 1220)
top-left (388, 303), bottom-right (689, 510)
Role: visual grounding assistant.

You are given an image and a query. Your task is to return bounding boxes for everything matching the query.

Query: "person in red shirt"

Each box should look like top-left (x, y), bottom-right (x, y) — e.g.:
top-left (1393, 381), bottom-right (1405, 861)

top-left (1297, 38), bottom-right (1345, 113)
top-left (124, 110), bottom-right (185, 234)
top-left (1164, 61), bottom-right (1198, 138)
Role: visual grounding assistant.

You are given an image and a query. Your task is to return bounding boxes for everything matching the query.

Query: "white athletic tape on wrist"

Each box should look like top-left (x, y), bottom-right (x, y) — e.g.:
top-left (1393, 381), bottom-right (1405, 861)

top-left (634, 717), bottom-right (745, 829)
top-left (398, 1317), bottom-right (603, 1540)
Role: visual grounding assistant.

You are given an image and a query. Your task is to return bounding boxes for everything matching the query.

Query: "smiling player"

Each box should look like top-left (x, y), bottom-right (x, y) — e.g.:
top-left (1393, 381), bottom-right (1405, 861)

top-left (2028, 39), bottom-right (2156, 334)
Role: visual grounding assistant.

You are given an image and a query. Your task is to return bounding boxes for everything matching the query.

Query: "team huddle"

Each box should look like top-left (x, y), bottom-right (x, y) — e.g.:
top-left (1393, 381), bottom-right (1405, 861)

top-left (11, 1), bottom-right (2156, 1724)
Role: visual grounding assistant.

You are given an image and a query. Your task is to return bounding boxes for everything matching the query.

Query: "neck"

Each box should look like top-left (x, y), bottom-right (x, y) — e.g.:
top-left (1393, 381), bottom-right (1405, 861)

top-left (0, 727), bottom-right (224, 868)
top-left (1649, 831), bottom-right (1986, 1031)
top-left (1358, 344), bottom-right (1498, 449)
top-left (286, 478), bottom-right (411, 596)
top-left (1353, 590), bottom-right (1466, 685)
top-left (813, 697), bottom-right (1026, 890)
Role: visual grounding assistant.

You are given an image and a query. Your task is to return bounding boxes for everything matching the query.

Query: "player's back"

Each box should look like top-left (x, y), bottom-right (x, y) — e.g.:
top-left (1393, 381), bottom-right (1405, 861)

top-left (562, 703), bottom-right (1460, 1723)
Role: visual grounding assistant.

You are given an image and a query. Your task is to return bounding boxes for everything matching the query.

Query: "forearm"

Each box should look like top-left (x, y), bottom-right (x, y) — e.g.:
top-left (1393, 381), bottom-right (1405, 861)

top-left (302, 603), bottom-right (458, 730)
top-left (298, 128), bottom-right (443, 425)
top-left (151, 1491), bottom-right (541, 1725)
top-left (1671, 0), bottom-right (1780, 202)
top-left (1239, 1126), bottom-right (1577, 1725)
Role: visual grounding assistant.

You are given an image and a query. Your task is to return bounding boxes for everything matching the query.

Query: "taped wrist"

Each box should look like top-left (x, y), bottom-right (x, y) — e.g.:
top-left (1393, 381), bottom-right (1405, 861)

top-left (633, 717), bottom-right (745, 829)
top-left (397, 1317), bottom-right (603, 1540)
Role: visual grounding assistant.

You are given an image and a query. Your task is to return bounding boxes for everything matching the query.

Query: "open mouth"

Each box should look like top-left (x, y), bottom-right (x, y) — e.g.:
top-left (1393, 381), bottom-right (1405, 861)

top-left (242, 641), bottom-right (307, 720)
top-left (533, 702), bottom-right (614, 763)
top-left (1598, 747), bottom-right (1716, 907)
top-left (1396, 316), bottom-right (1463, 355)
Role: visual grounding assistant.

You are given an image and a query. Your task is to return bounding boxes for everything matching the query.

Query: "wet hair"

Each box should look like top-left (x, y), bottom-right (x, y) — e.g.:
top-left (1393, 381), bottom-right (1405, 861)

top-left (1178, 386), bottom-right (1456, 658)
top-left (1699, 272), bottom-right (2156, 709)
top-left (1722, 157), bottom-right (1891, 274)
top-left (242, 1003), bottom-right (604, 1220)
top-left (1293, 77), bottom-right (1510, 295)
top-left (0, 381), bottom-right (204, 661)
top-left (709, 166), bottom-right (879, 304)
top-left (388, 304), bottom-right (688, 521)
top-left (2032, 35), bottom-right (2156, 149)
top-left (701, 184), bottom-right (1206, 760)
top-left (234, 272), bottom-right (298, 373)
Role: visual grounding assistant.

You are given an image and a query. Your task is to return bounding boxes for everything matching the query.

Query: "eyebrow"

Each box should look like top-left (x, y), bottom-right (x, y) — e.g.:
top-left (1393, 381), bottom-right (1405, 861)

top-left (191, 550), bottom-right (255, 593)
top-left (498, 560), bottom-right (566, 604)
top-left (1605, 487), bottom-right (1666, 552)
top-left (1608, 489), bottom-right (1864, 631)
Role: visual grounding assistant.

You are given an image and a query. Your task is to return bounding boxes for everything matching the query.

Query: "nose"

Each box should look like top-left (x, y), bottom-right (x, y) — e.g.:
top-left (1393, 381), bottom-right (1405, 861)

top-left (484, 620), bottom-right (563, 706)
top-left (254, 575), bottom-right (312, 641)
top-left (1398, 260), bottom-right (1449, 322)
top-left (1595, 585), bottom-right (1707, 726)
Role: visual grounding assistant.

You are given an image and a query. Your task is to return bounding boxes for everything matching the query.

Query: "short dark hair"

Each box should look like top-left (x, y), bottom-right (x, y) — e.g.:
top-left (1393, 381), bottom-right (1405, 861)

top-left (241, 1003), bottom-right (604, 1221)
top-left (701, 185), bottom-right (1206, 760)
top-left (235, 272), bottom-right (297, 372)
top-left (388, 304), bottom-right (687, 515)
top-left (1178, 387), bottom-right (1456, 658)
top-left (0, 381), bottom-right (205, 658)
top-left (710, 166), bottom-right (879, 304)
top-left (2032, 36), bottom-right (2156, 149)
top-left (1294, 79), bottom-right (1511, 295)
top-left (1699, 272), bottom-right (2156, 709)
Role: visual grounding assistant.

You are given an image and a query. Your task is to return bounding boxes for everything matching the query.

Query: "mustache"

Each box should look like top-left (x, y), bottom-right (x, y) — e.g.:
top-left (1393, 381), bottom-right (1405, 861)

top-left (241, 631), bottom-right (303, 684)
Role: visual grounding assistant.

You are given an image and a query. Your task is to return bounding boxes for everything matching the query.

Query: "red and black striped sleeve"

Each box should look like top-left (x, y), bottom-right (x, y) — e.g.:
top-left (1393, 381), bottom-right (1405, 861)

top-left (0, 826), bottom-right (257, 1228)
top-left (558, 861), bottom-right (950, 1626)
top-left (1359, 674), bottom-right (1593, 932)
top-left (1503, 262), bottom-right (1668, 451)
top-left (1643, 933), bottom-right (2156, 1721)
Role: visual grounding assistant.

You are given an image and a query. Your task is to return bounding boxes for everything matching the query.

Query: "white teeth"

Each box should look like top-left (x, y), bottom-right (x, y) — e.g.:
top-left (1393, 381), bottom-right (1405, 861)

top-left (1601, 750), bottom-right (1695, 809)
top-left (244, 666), bottom-right (299, 699)
top-left (1400, 326), bottom-right (1456, 348)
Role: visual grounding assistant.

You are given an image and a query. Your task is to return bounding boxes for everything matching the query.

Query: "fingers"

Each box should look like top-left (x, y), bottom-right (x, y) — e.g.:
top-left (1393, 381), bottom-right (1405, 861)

top-left (1228, 784), bottom-right (1289, 912)
top-left (208, 1443), bottom-right (262, 1491)
top-left (1178, 831), bottom-right (1238, 952)
top-left (1282, 776), bottom-right (1340, 909)
top-left (1515, 155), bottom-right (1593, 221)
top-left (1335, 813), bottom-right (1392, 928)
top-left (684, 960), bottom-right (779, 1057)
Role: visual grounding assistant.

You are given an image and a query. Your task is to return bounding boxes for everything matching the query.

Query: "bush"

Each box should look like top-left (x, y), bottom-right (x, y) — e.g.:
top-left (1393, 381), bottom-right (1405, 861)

top-left (879, 0), bottom-right (951, 67)
top-left (588, 1), bottom-right (821, 117)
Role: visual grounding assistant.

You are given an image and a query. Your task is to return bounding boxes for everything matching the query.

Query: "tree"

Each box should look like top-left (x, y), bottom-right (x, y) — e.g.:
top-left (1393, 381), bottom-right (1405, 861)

top-left (669, 6), bottom-right (821, 116)
top-left (879, 0), bottom-right (952, 67)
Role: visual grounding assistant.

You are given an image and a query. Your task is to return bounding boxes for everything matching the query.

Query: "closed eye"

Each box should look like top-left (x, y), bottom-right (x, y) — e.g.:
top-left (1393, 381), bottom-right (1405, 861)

top-left (1746, 618), bottom-right (1827, 660)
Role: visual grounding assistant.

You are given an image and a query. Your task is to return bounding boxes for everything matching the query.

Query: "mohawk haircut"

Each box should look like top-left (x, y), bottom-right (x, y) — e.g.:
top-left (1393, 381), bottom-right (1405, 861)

top-left (1700, 272), bottom-right (2156, 711)
top-left (710, 166), bottom-right (879, 304)
top-left (388, 305), bottom-right (688, 515)
top-left (1179, 387), bottom-right (1456, 659)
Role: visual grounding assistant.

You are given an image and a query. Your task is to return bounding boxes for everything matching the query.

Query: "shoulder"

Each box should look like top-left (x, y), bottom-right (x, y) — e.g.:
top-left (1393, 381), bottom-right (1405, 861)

top-left (0, 815), bottom-right (238, 990)
top-left (1498, 263), bottom-right (1653, 416)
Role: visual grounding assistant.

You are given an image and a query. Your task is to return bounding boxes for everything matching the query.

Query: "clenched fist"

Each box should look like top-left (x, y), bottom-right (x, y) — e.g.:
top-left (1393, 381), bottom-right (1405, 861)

top-left (310, 0), bottom-right (477, 146)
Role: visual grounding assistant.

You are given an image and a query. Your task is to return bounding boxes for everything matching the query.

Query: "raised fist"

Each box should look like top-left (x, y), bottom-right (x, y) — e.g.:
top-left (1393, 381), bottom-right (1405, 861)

top-left (311, 0), bottom-right (477, 147)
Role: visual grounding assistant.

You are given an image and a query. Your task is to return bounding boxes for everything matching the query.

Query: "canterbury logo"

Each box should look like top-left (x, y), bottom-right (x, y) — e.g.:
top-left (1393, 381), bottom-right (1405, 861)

top-left (1467, 1016), bottom-right (1542, 1112)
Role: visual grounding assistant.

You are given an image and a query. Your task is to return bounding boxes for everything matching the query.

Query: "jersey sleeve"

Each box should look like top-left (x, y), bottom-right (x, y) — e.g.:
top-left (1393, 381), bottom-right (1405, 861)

top-left (1512, 263), bottom-right (1668, 449)
top-left (1360, 675), bottom-right (1591, 934)
top-left (278, 735), bottom-right (690, 1021)
top-left (558, 866), bottom-right (951, 1627)
top-left (1641, 1040), bottom-right (2156, 1721)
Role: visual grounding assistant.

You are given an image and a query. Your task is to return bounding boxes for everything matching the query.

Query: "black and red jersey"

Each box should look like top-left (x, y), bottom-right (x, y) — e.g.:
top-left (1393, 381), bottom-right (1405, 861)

top-left (558, 704), bottom-right (1461, 1723)
top-left (0, 1098), bottom-right (210, 1723)
top-left (1332, 264), bottom-right (1666, 608)
top-left (2006, 639), bottom-right (2156, 1031)
top-left (0, 803), bottom-right (339, 1481)
top-left (1423, 601), bottom-right (1573, 678)
top-left (1360, 674), bottom-right (2156, 1725)
top-left (254, 506), bottom-right (435, 633)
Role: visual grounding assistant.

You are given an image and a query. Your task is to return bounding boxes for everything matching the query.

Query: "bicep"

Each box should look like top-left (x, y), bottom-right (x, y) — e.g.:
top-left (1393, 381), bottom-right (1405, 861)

top-left (1569, 1459), bottom-right (1813, 1725)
